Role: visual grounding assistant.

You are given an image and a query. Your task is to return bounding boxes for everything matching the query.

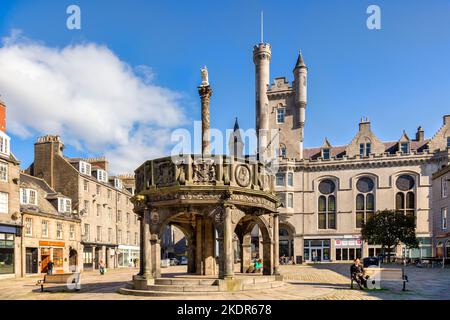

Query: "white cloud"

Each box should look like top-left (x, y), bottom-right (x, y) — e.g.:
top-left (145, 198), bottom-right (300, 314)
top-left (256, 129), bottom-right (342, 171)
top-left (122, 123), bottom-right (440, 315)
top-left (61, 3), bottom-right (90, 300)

top-left (0, 30), bottom-right (187, 173)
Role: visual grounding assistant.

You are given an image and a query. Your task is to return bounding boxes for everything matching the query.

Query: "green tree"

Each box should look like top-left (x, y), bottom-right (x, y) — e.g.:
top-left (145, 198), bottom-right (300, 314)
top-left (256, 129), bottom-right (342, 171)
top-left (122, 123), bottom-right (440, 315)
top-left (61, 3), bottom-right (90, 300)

top-left (361, 210), bottom-right (418, 263)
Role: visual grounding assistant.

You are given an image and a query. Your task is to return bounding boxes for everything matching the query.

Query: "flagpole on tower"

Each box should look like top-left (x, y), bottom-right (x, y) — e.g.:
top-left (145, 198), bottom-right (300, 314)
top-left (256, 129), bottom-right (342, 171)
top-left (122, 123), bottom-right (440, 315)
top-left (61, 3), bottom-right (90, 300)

top-left (261, 11), bottom-right (264, 44)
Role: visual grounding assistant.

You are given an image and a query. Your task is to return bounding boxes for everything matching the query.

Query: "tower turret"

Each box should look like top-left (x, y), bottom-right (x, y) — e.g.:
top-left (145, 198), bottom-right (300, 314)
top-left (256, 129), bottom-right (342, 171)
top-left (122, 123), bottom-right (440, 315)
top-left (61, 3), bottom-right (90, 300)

top-left (293, 51), bottom-right (308, 159)
top-left (253, 43), bottom-right (272, 159)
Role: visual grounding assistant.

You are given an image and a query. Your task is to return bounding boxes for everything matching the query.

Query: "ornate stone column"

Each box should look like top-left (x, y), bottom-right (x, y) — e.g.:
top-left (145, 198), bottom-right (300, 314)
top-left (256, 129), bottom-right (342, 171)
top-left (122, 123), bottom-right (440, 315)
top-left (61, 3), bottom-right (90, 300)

top-left (223, 204), bottom-right (234, 279)
top-left (187, 233), bottom-right (196, 274)
top-left (195, 215), bottom-right (203, 275)
top-left (240, 234), bottom-right (252, 273)
top-left (273, 213), bottom-right (280, 275)
top-left (203, 219), bottom-right (216, 275)
top-left (150, 234), bottom-right (161, 278)
top-left (198, 84), bottom-right (212, 156)
top-left (140, 209), bottom-right (152, 278)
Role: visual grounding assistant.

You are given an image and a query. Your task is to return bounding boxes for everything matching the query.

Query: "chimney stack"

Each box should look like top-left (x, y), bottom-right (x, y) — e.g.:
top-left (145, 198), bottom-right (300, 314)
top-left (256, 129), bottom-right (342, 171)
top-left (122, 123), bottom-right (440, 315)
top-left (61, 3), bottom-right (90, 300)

top-left (415, 126), bottom-right (424, 141)
top-left (444, 115), bottom-right (450, 125)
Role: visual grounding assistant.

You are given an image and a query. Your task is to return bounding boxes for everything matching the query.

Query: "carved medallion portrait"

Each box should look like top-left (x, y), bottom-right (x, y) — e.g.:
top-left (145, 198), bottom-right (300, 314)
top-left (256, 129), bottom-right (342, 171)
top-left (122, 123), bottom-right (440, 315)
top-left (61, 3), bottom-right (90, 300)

top-left (150, 211), bottom-right (159, 225)
top-left (235, 164), bottom-right (251, 187)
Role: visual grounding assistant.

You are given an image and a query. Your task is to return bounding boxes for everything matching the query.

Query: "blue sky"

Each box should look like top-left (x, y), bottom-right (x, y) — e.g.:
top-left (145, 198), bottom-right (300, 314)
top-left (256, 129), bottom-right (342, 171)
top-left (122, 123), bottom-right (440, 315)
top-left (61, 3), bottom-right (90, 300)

top-left (1, 0), bottom-right (450, 172)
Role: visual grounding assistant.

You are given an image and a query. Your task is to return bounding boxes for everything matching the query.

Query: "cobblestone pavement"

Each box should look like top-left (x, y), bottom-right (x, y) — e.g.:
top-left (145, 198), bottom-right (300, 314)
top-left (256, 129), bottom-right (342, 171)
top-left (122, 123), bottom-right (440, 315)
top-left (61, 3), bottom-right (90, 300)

top-left (0, 264), bottom-right (449, 300)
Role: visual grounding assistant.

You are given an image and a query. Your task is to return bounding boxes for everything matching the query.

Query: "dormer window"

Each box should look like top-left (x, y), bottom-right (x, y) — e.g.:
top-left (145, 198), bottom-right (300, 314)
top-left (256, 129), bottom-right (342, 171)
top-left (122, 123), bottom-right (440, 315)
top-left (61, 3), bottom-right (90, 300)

top-left (94, 169), bottom-right (108, 183)
top-left (359, 142), bottom-right (371, 157)
top-left (79, 161), bottom-right (92, 175)
top-left (20, 188), bottom-right (37, 205)
top-left (0, 133), bottom-right (10, 156)
top-left (114, 178), bottom-right (122, 190)
top-left (276, 107), bottom-right (285, 124)
top-left (322, 148), bottom-right (330, 160)
top-left (58, 197), bottom-right (72, 213)
top-left (400, 142), bottom-right (409, 154)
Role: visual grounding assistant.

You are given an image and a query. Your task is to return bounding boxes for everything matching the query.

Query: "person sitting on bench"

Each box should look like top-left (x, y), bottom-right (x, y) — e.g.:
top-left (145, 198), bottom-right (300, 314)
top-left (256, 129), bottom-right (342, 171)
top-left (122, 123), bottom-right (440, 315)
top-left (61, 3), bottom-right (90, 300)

top-left (350, 258), bottom-right (366, 289)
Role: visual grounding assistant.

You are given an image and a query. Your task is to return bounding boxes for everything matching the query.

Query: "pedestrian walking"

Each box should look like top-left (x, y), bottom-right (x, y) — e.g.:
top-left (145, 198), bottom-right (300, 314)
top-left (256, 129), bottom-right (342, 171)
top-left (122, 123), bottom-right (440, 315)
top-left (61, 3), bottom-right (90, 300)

top-left (47, 261), bottom-right (54, 275)
top-left (99, 259), bottom-right (106, 275)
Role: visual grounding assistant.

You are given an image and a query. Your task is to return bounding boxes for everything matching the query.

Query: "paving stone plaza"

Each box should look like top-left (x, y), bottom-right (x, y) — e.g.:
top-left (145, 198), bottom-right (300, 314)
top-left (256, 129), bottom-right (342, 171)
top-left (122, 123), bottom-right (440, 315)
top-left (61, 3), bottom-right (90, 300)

top-left (0, 265), bottom-right (449, 300)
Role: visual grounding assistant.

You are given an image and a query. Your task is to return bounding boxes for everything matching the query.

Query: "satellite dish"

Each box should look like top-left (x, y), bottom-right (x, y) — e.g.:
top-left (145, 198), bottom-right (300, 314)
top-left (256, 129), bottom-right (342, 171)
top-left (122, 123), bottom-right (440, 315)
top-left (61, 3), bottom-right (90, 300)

top-left (79, 209), bottom-right (86, 217)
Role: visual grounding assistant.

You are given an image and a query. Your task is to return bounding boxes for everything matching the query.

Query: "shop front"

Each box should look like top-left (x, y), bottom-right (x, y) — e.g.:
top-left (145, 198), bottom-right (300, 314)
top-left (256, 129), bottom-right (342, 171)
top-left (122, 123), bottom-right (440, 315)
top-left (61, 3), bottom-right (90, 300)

top-left (39, 241), bottom-right (65, 274)
top-left (0, 228), bottom-right (15, 275)
top-left (118, 245), bottom-right (140, 268)
top-left (402, 237), bottom-right (432, 259)
top-left (335, 237), bottom-right (363, 261)
top-left (303, 239), bottom-right (331, 262)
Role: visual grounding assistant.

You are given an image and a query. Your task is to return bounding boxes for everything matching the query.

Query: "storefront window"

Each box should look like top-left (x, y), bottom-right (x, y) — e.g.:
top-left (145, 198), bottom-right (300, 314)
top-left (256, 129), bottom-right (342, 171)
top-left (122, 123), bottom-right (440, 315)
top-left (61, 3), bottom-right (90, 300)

top-left (303, 239), bottom-right (331, 262)
top-left (53, 248), bottom-right (63, 268)
top-left (0, 233), bottom-right (14, 274)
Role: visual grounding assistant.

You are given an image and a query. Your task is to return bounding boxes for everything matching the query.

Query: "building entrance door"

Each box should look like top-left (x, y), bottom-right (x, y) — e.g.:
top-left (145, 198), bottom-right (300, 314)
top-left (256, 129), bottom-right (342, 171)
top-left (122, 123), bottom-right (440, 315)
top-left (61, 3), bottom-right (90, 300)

top-left (40, 248), bottom-right (51, 273)
top-left (26, 248), bottom-right (38, 274)
top-left (311, 249), bottom-right (322, 262)
top-left (69, 249), bottom-right (78, 272)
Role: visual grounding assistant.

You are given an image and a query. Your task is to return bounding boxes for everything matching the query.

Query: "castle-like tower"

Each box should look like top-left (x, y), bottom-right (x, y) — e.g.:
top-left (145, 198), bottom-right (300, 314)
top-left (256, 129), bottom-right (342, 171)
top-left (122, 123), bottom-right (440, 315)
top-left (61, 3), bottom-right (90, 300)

top-left (254, 42), bottom-right (308, 160)
top-left (253, 43), bottom-right (272, 159)
top-left (293, 52), bottom-right (308, 159)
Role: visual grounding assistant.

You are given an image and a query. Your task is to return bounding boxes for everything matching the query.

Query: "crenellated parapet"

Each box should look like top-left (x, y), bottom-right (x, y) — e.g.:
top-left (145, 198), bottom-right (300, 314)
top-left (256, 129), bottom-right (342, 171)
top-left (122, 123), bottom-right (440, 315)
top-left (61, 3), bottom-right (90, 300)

top-left (135, 155), bottom-right (275, 192)
top-left (134, 154), bottom-right (278, 213)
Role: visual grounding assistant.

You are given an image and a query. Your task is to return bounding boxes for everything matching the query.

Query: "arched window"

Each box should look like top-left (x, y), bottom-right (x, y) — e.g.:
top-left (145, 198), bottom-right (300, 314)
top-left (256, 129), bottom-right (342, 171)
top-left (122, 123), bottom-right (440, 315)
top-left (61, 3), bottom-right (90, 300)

top-left (395, 174), bottom-right (416, 225)
top-left (279, 228), bottom-right (289, 237)
top-left (318, 179), bottom-right (337, 229)
top-left (355, 177), bottom-right (375, 228)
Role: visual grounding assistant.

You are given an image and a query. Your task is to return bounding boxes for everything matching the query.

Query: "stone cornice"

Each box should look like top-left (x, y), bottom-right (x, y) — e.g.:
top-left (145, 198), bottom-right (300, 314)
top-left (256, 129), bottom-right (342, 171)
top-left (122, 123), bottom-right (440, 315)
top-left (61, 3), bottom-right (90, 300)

top-left (276, 151), bottom-right (444, 172)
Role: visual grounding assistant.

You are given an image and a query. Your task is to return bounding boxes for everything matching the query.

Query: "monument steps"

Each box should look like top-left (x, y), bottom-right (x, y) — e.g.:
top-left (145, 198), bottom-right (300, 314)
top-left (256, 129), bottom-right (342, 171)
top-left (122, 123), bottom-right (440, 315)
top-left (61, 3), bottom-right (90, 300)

top-left (118, 287), bottom-right (222, 297)
top-left (155, 278), bottom-right (218, 286)
top-left (120, 275), bottom-right (284, 296)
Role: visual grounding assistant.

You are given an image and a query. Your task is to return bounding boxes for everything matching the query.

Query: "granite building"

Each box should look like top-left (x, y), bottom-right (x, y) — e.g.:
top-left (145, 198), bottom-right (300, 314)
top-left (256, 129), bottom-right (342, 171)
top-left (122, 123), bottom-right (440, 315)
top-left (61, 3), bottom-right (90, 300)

top-left (20, 173), bottom-right (82, 274)
top-left (0, 99), bottom-right (22, 278)
top-left (250, 41), bottom-right (450, 262)
top-left (432, 165), bottom-right (450, 258)
top-left (26, 135), bottom-right (140, 270)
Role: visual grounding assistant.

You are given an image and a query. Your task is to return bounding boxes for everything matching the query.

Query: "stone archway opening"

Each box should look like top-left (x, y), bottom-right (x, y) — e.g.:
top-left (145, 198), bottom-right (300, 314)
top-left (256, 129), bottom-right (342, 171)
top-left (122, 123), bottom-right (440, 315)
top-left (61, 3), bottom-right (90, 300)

top-left (160, 223), bottom-right (188, 265)
top-left (279, 224), bottom-right (295, 264)
top-left (233, 213), bottom-right (274, 276)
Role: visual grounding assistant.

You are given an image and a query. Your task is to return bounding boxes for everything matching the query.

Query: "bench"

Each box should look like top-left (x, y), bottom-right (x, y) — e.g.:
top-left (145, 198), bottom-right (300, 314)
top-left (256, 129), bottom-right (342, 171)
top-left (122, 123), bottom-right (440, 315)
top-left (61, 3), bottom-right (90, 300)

top-left (360, 268), bottom-right (408, 291)
top-left (36, 273), bottom-right (81, 292)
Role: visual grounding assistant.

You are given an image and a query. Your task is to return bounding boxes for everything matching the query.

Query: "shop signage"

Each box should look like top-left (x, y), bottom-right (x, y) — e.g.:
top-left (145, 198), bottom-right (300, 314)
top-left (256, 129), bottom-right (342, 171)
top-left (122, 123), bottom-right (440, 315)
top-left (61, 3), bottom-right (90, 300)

top-left (39, 241), bottom-right (65, 247)
top-left (335, 238), bottom-right (362, 247)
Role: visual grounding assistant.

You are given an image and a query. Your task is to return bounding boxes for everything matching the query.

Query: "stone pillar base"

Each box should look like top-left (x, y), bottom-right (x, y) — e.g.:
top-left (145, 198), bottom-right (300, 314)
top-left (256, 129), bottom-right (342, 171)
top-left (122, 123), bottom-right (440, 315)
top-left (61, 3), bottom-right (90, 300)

top-left (218, 278), bottom-right (243, 292)
top-left (132, 275), bottom-right (154, 290)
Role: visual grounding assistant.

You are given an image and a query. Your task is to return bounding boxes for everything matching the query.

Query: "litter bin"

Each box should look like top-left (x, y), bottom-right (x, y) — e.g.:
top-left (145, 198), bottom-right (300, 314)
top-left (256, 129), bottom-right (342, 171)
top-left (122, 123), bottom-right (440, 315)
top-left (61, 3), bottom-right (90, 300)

top-left (296, 256), bottom-right (303, 265)
top-left (363, 257), bottom-right (379, 268)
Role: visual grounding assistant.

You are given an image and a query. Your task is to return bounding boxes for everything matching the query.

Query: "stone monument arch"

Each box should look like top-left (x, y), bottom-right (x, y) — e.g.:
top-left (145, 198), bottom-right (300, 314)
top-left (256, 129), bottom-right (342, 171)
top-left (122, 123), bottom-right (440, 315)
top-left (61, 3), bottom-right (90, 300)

top-left (122, 66), bottom-right (282, 296)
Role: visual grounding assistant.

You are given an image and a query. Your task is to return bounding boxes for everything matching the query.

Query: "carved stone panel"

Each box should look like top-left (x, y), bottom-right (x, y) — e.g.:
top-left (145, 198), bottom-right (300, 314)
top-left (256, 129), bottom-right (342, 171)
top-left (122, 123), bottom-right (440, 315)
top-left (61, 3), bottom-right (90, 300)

top-left (235, 164), bottom-right (251, 187)
top-left (192, 159), bottom-right (215, 184)
top-left (155, 161), bottom-right (175, 186)
top-left (150, 211), bottom-right (160, 225)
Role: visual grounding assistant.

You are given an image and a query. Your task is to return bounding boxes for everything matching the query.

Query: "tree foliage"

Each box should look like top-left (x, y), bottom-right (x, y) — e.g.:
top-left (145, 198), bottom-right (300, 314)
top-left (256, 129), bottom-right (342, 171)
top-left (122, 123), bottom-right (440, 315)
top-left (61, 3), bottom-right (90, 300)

top-left (361, 210), bottom-right (418, 262)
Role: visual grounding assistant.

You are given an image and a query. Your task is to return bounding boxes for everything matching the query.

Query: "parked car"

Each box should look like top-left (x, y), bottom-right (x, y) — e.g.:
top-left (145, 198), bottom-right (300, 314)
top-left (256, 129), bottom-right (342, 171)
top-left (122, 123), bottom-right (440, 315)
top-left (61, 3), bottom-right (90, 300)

top-left (170, 258), bottom-right (179, 266)
top-left (179, 256), bottom-right (188, 265)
